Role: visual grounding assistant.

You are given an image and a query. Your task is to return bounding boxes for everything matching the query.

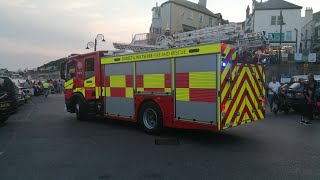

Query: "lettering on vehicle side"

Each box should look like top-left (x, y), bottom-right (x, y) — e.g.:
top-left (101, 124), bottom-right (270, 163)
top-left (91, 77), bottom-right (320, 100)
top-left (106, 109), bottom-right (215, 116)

top-left (115, 49), bottom-right (188, 62)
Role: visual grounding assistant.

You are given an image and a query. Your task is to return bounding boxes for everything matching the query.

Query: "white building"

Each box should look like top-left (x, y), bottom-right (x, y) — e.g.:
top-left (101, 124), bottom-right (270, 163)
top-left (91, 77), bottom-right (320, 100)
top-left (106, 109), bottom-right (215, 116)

top-left (301, 9), bottom-right (320, 52)
top-left (251, 0), bottom-right (303, 53)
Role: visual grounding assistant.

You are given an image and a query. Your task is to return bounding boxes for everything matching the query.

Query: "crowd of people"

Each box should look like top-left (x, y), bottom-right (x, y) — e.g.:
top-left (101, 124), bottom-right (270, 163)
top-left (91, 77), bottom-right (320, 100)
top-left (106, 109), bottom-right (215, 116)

top-left (267, 73), bottom-right (318, 126)
top-left (18, 79), bottom-right (64, 96)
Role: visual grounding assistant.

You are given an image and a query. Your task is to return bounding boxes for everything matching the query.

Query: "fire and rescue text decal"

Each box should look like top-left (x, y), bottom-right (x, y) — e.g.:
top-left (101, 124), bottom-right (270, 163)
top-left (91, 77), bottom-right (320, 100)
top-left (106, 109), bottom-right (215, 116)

top-left (101, 44), bottom-right (220, 64)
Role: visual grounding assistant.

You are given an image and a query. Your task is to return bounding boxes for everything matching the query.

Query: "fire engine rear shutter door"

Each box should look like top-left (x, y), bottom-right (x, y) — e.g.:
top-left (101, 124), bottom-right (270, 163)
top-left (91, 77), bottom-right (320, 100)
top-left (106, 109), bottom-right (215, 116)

top-left (104, 63), bottom-right (134, 118)
top-left (175, 54), bottom-right (218, 123)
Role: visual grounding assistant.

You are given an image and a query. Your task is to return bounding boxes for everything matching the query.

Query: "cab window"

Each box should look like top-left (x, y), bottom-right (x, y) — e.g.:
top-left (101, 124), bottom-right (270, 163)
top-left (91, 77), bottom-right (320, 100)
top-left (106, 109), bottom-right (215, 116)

top-left (85, 58), bottom-right (94, 79)
top-left (66, 61), bottom-right (75, 80)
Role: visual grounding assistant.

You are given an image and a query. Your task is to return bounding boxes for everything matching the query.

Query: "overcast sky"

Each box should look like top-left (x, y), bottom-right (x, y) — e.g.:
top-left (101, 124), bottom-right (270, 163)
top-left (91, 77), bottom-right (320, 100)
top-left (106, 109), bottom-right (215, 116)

top-left (0, 0), bottom-right (319, 71)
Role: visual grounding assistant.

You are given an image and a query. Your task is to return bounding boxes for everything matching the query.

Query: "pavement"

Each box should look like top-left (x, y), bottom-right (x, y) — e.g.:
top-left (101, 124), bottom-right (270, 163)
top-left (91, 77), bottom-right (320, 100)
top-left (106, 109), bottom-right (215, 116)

top-left (0, 94), bottom-right (320, 180)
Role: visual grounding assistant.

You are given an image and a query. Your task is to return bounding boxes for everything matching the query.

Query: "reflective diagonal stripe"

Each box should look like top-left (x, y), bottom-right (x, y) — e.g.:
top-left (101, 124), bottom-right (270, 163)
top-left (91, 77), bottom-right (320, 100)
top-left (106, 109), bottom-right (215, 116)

top-left (220, 63), bottom-right (266, 129)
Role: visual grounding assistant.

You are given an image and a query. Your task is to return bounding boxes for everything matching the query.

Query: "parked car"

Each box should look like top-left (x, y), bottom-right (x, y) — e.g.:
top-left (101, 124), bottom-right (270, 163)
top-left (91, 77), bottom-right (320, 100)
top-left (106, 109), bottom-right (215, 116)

top-left (0, 76), bottom-right (19, 123)
top-left (17, 88), bottom-right (25, 106)
top-left (286, 78), bottom-right (320, 113)
top-left (19, 87), bottom-right (32, 101)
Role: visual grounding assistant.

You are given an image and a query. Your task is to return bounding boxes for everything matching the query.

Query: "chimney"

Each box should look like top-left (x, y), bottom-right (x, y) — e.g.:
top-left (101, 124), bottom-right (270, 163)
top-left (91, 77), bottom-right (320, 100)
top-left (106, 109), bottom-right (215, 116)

top-left (198, 0), bottom-right (207, 7)
top-left (305, 7), bottom-right (313, 24)
top-left (246, 5), bottom-right (250, 18)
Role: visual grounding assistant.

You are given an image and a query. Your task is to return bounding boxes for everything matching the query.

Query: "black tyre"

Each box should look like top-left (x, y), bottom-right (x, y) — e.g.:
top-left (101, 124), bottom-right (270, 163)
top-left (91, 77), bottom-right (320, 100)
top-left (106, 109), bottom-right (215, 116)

top-left (138, 101), bottom-right (163, 134)
top-left (0, 116), bottom-right (9, 123)
top-left (273, 108), bottom-right (278, 115)
top-left (75, 97), bottom-right (88, 121)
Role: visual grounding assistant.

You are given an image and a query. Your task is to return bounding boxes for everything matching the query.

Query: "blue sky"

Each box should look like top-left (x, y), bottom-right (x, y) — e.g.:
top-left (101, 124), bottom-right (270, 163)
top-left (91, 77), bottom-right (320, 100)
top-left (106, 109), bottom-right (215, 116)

top-left (0, 0), bottom-right (319, 71)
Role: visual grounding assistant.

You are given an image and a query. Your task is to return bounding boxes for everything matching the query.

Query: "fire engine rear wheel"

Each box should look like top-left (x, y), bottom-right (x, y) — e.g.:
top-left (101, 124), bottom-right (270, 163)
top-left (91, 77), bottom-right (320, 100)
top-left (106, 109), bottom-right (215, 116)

top-left (139, 101), bottom-right (163, 134)
top-left (75, 97), bottom-right (88, 121)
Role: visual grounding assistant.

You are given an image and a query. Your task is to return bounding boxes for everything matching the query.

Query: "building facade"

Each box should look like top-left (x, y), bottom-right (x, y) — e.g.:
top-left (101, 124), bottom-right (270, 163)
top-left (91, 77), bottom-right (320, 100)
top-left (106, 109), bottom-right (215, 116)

top-left (150, 0), bottom-right (222, 35)
top-left (301, 9), bottom-right (320, 52)
top-left (251, 0), bottom-right (302, 53)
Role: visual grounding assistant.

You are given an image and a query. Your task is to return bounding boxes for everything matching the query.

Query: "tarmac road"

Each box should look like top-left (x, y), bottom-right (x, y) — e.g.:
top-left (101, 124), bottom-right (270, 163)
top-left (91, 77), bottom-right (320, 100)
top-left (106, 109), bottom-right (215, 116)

top-left (0, 94), bottom-right (320, 180)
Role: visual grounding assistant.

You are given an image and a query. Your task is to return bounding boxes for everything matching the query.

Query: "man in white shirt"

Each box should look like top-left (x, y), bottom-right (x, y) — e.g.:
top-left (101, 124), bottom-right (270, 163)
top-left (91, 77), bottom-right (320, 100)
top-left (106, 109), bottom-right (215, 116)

top-left (268, 76), bottom-right (281, 112)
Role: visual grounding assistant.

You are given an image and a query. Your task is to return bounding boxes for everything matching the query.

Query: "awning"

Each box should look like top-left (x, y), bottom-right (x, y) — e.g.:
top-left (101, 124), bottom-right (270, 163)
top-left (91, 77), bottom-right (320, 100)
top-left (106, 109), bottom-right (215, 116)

top-left (269, 43), bottom-right (296, 47)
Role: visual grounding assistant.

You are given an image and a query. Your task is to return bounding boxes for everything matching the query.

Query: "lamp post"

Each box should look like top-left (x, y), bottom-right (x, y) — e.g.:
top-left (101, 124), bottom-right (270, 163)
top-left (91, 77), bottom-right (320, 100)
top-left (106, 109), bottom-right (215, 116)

top-left (86, 34), bottom-right (106, 51)
top-left (294, 28), bottom-right (298, 53)
top-left (278, 10), bottom-right (286, 63)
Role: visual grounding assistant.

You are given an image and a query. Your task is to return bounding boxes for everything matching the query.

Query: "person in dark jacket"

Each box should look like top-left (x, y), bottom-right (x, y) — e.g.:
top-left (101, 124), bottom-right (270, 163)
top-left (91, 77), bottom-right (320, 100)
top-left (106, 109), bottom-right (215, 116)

top-left (300, 73), bottom-right (317, 125)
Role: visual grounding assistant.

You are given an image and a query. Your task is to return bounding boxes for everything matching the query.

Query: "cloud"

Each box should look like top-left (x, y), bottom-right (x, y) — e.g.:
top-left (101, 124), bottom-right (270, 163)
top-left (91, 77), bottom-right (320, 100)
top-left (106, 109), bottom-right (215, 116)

top-left (63, 1), bottom-right (95, 12)
top-left (1, 0), bottom-right (37, 9)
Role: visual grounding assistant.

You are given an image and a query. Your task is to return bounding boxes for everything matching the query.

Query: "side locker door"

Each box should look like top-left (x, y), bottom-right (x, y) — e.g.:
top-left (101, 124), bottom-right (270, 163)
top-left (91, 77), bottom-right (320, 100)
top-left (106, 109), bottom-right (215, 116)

top-left (104, 63), bottom-right (134, 118)
top-left (83, 57), bottom-right (96, 100)
top-left (74, 58), bottom-right (85, 95)
top-left (175, 54), bottom-right (218, 123)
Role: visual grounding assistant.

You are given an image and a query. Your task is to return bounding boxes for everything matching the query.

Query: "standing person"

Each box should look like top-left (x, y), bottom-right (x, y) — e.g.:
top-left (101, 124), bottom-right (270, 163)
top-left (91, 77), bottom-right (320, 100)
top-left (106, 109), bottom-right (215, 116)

top-left (268, 76), bottom-right (281, 112)
top-left (300, 73), bottom-right (317, 125)
top-left (42, 80), bottom-right (50, 98)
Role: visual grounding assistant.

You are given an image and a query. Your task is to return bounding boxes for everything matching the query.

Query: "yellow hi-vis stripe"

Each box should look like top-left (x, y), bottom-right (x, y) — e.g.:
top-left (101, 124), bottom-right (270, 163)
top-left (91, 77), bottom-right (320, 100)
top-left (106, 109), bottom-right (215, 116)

top-left (176, 88), bottom-right (190, 101)
top-left (189, 72), bottom-right (216, 88)
top-left (110, 75), bottom-right (125, 87)
top-left (64, 79), bottom-right (74, 89)
top-left (143, 74), bottom-right (165, 88)
top-left (84, 77), bottom-right (95, 88)
top-left (126, 88), bottom-right (133, 98)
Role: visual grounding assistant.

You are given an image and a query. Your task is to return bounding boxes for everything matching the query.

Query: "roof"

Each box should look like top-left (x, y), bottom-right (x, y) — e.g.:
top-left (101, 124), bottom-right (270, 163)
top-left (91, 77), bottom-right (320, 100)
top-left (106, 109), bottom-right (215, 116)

top-left (161, 0), bottom-right (220, 18)
top-left (254, 0), bottom-right (302, 11)
top-left (314, 11), bottom-right (320, 21)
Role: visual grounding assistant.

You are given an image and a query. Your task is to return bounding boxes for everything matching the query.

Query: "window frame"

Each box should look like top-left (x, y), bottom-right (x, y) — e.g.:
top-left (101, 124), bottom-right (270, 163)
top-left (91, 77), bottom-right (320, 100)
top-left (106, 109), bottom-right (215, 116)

top-left (85, 58), bottom-right (95, 79)
top-left (66, 61), bottom-right (75, 80)
top-left (286, 31), bottom-right (292, 41)
top-left (187, 10), bottom-right (194, 20)
top-left (271, 16), bottom-right (277, 25)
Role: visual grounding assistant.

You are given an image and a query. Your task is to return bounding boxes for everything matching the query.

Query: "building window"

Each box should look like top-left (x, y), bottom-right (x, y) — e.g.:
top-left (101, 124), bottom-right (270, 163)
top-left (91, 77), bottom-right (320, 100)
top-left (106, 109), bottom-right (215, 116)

top-left (199, 14), bottom-right (203, 22)
top-left (286, 31), bottom-right (292, 41)
top-left (305, 30), bottom-right (308, 39)
top-left (209, 17), bottom-right (213, 26)
top-left (277, 16), bottom-right (282, 25)
top-left (187, 10), bottom-right (193, 20)
top-left (271, 16), bottom-right (277, 25)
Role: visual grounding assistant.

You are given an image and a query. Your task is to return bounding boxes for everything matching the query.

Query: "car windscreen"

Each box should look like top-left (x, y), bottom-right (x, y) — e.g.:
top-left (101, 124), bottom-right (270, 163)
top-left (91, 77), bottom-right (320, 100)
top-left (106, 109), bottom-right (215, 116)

top-left (288, 82), bottom-right (304, 91)
top-left (0, 77), bottom-right (15, 94)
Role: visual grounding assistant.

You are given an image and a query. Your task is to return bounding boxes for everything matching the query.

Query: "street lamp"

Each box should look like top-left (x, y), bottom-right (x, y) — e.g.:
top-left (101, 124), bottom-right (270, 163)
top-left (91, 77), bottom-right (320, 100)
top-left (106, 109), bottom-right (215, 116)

top-left (85, 34), bottom-right (106, 51)
top-left (278, 10), bottom-right (286, 63)
top-left (294, 28), bottom-right (298, 53)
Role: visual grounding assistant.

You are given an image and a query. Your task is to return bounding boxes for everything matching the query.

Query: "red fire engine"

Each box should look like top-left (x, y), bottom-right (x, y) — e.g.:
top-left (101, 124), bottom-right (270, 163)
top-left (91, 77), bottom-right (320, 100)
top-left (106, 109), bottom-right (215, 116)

top-left (61, 40), bottom-right (267, 133)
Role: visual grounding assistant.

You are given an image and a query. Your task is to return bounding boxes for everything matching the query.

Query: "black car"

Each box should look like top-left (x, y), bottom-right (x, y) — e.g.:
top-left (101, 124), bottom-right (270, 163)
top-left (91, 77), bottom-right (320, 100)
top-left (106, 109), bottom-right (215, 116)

top-left (0, 76), bottom-right (18, 123)
top-left (286, 80), bottom-right (320, 113)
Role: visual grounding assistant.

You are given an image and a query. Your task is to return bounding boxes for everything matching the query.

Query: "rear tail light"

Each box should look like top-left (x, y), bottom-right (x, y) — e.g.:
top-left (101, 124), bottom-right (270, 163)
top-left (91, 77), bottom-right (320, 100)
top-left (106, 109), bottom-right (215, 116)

top-left (262, 96), bottom-right (266, 105)
top-left (222, 103), bottom-right (226, 111)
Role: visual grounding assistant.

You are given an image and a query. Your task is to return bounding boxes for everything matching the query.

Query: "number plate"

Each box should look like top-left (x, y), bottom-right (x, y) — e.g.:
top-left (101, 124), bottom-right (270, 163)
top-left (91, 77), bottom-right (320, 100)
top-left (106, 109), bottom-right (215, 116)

top-left (0, 103), bottom-right (10, 108)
